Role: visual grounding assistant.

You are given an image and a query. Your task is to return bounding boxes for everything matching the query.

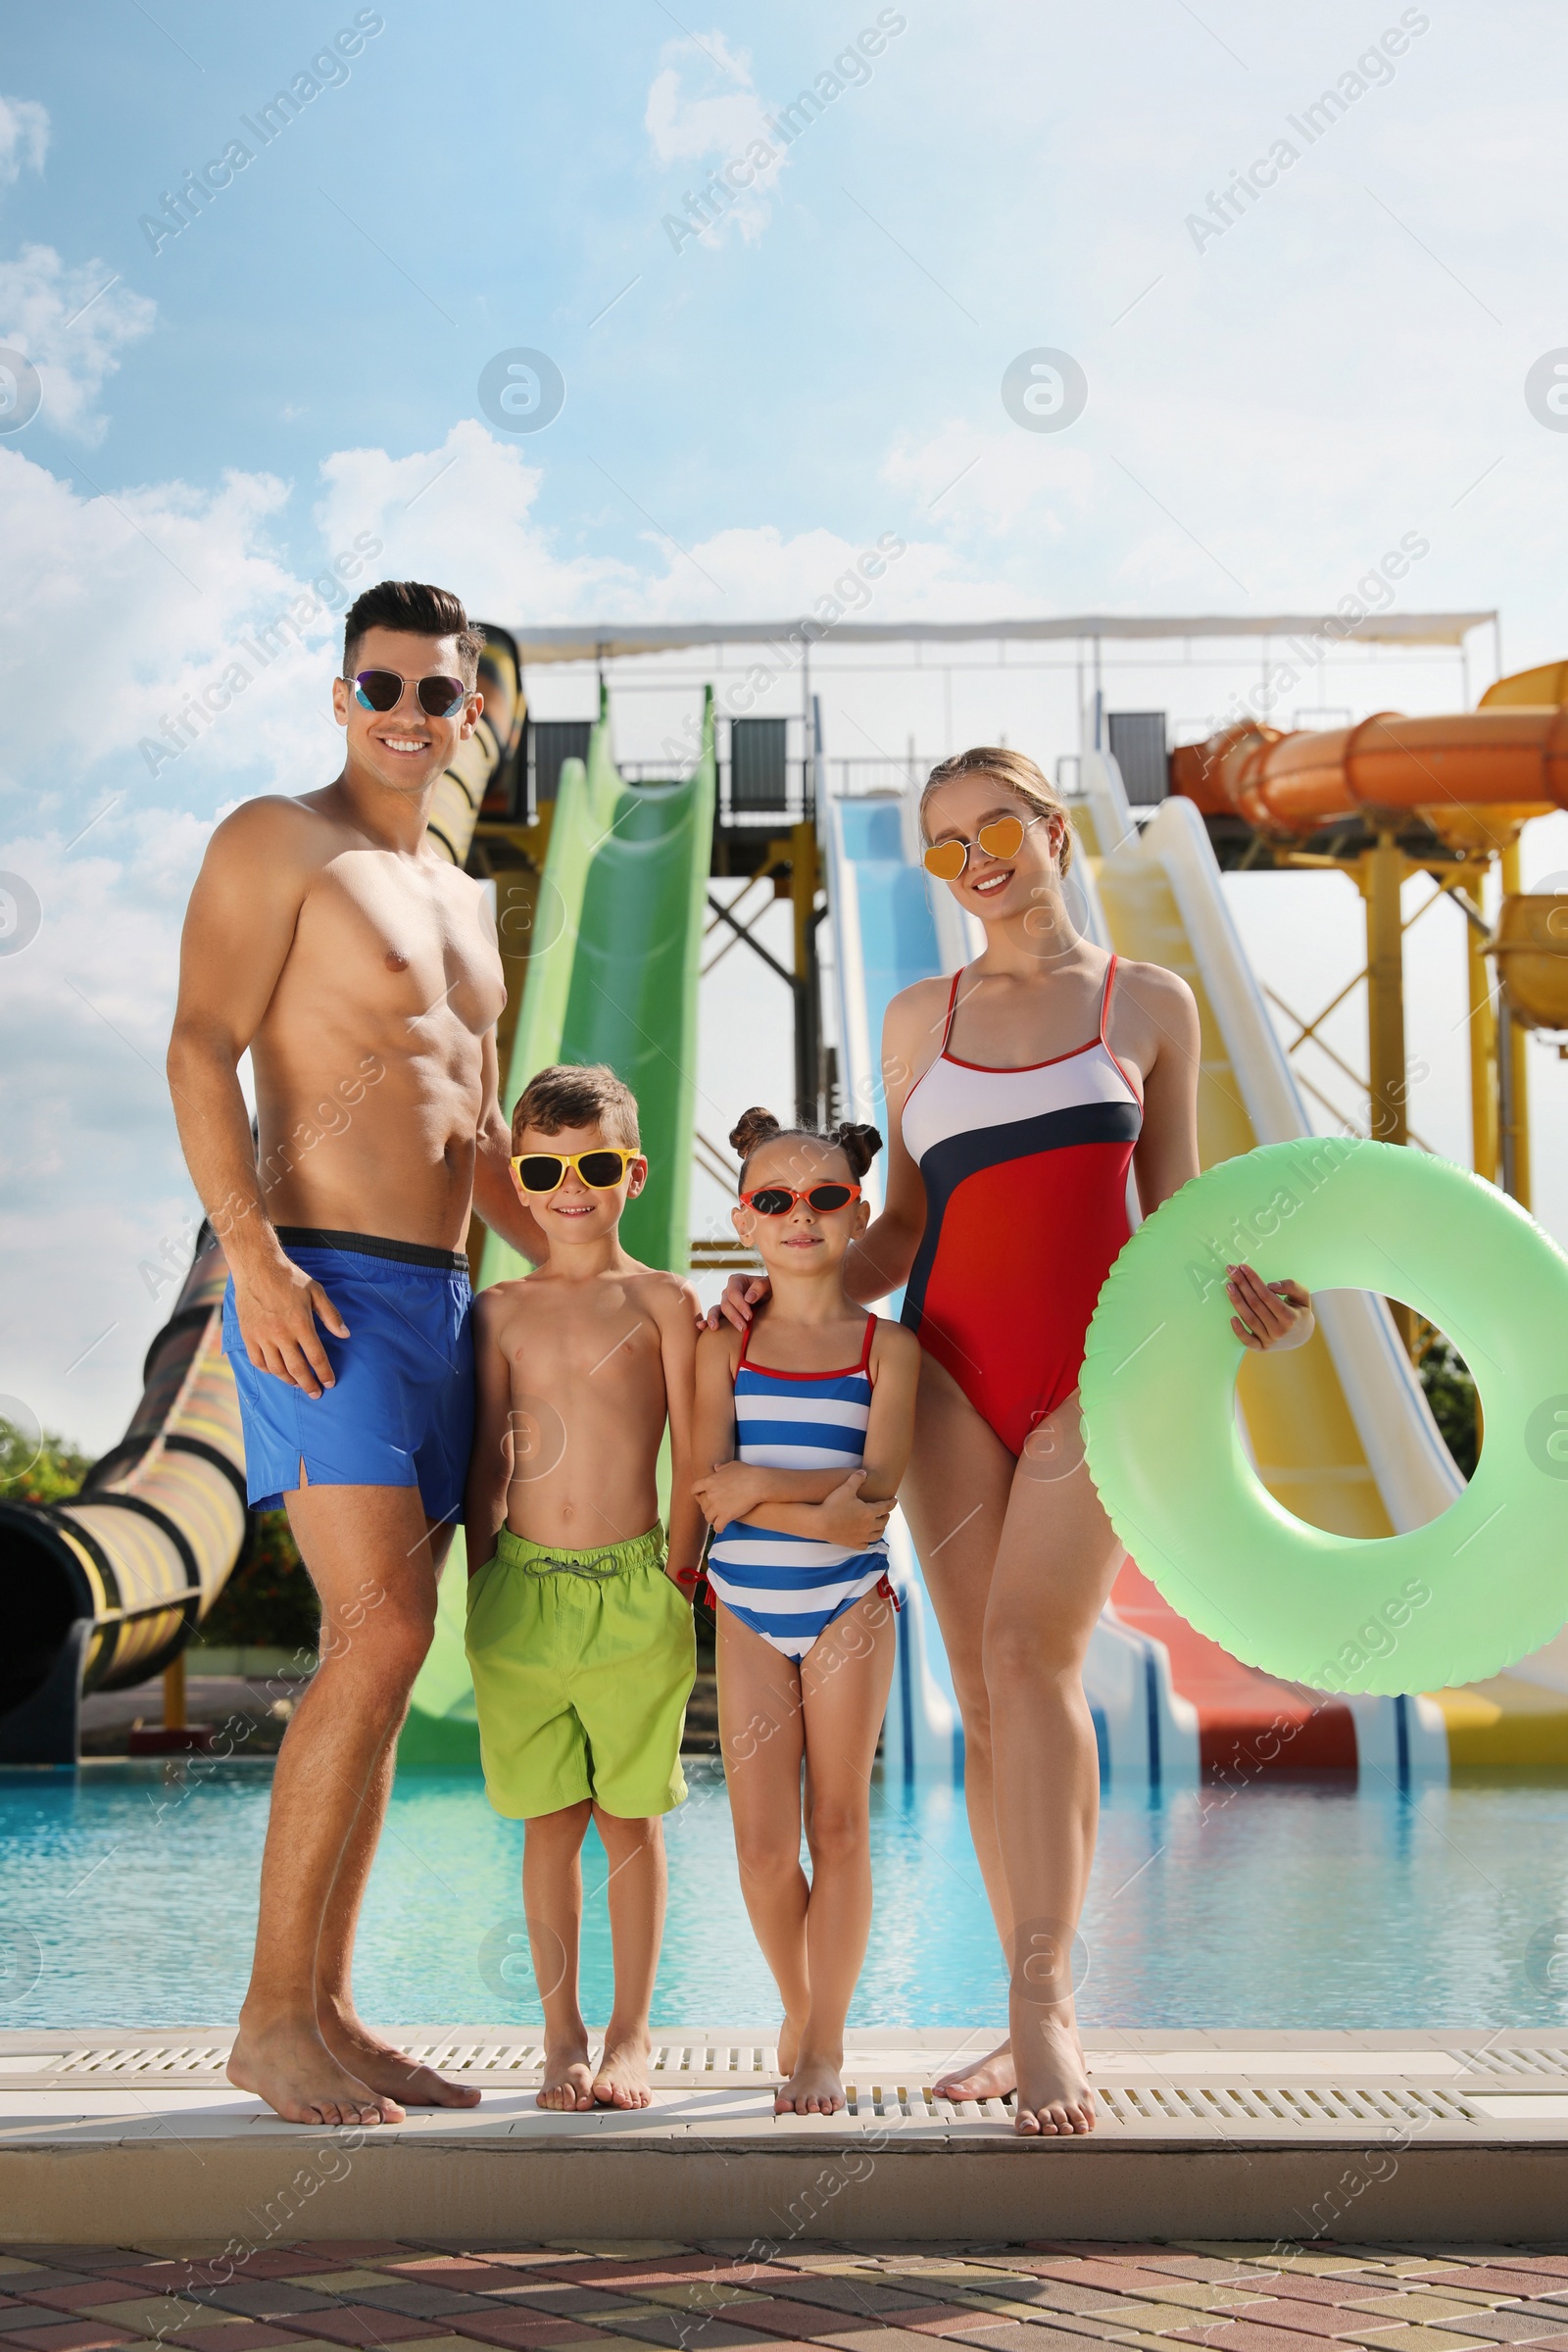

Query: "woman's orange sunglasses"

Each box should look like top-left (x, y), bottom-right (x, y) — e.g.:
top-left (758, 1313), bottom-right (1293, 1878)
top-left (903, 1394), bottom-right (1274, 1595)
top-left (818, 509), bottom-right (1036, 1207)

top-left (922, 809), bottom-right (1048, 881)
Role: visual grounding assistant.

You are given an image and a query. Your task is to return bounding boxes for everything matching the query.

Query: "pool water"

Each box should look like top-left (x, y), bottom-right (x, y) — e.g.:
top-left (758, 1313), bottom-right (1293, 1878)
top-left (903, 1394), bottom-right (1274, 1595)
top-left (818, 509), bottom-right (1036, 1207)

top-left (3, 1760), bottom-right (1568, 2034)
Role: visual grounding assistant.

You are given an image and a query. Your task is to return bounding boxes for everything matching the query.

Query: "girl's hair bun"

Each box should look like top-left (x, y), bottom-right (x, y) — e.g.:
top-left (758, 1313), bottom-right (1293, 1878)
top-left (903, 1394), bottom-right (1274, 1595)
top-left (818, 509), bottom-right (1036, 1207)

top-left (729, 1104), bottom-right (782, 1160)
top-left (829, 1120), bottom-right (883, 1179)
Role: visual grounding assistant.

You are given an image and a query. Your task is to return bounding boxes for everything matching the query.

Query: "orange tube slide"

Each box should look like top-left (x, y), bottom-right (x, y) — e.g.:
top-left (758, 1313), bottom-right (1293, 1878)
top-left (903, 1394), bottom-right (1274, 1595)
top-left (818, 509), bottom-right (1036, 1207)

top-left (1172, 709), bottom-right (1568, 840)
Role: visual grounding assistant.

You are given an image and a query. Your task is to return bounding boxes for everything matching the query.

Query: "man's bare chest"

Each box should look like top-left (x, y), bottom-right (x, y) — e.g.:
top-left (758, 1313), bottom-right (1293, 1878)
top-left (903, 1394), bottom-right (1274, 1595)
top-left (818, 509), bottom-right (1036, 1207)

top-left (283, 852), bottom-right (504, 1040)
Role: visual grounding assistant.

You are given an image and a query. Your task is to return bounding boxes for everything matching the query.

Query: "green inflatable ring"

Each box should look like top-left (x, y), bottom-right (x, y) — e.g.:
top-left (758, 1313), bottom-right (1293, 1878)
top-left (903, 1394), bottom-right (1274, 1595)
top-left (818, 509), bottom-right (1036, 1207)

top-left (1079, 1137), bottom-right (1568, 1695)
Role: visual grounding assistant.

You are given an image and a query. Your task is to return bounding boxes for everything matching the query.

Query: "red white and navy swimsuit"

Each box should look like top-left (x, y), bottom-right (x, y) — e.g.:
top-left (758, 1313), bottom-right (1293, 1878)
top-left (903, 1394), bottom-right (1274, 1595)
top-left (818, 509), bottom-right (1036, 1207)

top-left (899, 956), bottom-right (1144, 1457)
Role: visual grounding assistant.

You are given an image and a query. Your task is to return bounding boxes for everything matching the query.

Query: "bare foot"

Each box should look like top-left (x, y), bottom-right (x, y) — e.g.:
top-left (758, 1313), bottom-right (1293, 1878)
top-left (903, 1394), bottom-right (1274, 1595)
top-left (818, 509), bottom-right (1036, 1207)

top-left (933, 2037), bottom-right (1016, 2103)
top-left (227, 2015), bottom-right (403, 2127)
top-left (1012, 2010), bottom-right (1094, 2138)
top-left (319, 2006), bottom-right (481, 2109)
top-left (776, 2014), bottom-right (807, 2078)
top-left (537, 2037), bottom-right (595, 2111)
top-left (592, 2029), bottom-right (653, 2110)
top-left (775, 2051), bottom-right (846, 2117)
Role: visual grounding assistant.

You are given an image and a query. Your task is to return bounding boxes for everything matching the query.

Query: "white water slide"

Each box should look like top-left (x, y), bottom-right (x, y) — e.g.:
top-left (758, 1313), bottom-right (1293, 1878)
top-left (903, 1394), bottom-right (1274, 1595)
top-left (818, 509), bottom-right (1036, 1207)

top-left (825, 752), bottom-right (1464, 1787)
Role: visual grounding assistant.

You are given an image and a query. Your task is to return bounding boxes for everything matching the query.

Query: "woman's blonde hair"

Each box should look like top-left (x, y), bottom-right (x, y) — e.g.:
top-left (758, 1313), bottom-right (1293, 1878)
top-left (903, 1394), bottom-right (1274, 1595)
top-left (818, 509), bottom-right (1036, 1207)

top-left (919, 745), bottom-right (1073, 876)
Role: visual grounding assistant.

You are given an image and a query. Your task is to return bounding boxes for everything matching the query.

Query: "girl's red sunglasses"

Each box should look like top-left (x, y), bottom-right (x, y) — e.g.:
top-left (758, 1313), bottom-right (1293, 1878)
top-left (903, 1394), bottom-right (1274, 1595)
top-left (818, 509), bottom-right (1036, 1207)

top-left (739, 1181), bottom-right (861, 1215)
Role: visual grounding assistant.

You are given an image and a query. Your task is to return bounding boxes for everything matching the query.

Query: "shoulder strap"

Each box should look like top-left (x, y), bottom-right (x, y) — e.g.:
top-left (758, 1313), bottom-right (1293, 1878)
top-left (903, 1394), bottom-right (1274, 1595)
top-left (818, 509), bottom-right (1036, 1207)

top-left (940, 967), bottom-right (965, 1053)
top-left (1098, 953), bottom-right (1118, 1043)
top-left (737, 1314), bottom-right (755, 1370)
top-left (857, 1312), bottom-right (877, 1374)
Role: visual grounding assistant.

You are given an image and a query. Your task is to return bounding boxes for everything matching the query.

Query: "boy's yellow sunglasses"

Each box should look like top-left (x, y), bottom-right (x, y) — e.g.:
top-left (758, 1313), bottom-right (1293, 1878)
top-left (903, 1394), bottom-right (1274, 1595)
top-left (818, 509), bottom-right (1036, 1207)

top-left (510, 1148), bottom-right (645, 1194)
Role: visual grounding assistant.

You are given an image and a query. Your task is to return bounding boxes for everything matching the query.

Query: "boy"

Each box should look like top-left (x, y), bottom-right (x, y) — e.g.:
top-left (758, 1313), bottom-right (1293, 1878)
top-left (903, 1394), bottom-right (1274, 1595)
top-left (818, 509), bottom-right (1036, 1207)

top-left (465, 1062), bottom-right (704, 2112)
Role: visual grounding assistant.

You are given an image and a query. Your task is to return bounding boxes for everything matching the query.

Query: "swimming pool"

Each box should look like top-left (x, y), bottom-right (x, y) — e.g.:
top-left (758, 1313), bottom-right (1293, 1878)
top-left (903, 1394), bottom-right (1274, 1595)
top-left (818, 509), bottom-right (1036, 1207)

top-left (3, 1759), bottom-right (1567, 2034)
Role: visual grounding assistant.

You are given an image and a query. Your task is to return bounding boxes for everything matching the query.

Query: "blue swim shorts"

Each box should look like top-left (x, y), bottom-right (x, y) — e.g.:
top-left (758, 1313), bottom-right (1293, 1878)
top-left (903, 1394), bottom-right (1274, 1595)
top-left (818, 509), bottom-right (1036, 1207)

top-left (220, 1227), bottom-right (474, 1522)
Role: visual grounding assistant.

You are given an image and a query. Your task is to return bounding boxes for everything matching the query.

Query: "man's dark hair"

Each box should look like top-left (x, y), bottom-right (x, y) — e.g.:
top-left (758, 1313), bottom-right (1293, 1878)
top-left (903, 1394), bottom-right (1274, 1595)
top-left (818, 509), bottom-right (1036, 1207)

top-left (342, 579), bottom-right (486, 683)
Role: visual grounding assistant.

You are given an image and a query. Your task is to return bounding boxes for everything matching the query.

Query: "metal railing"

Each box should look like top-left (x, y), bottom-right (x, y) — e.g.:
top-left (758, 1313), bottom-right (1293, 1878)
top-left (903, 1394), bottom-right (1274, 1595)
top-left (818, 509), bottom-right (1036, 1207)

top-left (621, 755), bottom-right (817, 830)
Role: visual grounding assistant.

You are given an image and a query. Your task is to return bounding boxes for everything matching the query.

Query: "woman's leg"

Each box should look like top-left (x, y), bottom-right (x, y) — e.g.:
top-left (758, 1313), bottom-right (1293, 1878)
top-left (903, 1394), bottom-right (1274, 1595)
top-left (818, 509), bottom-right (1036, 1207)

top-left (715, 1603), bottom-right (810, 2068)
top-left (985, 1392), bottom-right (1124, 2137)
top-left (781, 1587), bottom-right (899, 2115)
top-left (898, 1349), bottom-right (1018, 2100)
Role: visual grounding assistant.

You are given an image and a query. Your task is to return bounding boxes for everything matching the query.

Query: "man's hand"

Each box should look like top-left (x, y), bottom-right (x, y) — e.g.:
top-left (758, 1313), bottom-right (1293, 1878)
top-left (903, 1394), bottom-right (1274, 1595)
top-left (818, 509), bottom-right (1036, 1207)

top-left (816, 1470), bottom-right (894, 1549)
top-left (693, 1459), bottom-right (766, 1528)
top-left (233, 1255), bottom-right (350, 1396)
top-left (706, 1272), bottom-right (770, 1333)
top-left (1226, 1264), bottom-right (1313, 1352)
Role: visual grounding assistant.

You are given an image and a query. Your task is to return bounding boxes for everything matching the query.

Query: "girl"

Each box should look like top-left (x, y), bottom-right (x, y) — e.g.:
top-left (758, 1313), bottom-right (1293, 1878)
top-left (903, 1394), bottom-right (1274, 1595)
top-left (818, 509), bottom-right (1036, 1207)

top-left (718, 748), bottom-right (1313, 2136)
top-left (693, 1108), bottom-right (921, 2117)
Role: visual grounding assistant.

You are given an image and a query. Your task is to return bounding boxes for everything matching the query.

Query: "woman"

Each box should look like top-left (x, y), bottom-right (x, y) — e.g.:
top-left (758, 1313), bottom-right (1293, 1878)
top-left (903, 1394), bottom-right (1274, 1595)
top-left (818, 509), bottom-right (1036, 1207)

top-left (721, 745), bottom-right (1312, 2137)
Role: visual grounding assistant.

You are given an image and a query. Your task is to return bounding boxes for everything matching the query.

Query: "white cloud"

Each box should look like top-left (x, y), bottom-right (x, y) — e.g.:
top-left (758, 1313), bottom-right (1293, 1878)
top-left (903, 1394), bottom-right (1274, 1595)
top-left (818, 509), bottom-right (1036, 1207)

top-left (645, 32), bottom-right (784, 246)
top-left (0, 244), bottom-right (154, 441)
top-left (0, 93), bottom-right (47, 186)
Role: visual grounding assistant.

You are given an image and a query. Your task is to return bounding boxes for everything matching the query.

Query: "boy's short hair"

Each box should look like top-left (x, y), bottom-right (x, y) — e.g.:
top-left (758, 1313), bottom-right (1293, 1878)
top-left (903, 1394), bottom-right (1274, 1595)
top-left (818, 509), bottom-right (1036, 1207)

top-left (342, 578), bottom-right (486, 682)
top-left (512, 1063), bottom-right (641, 1149)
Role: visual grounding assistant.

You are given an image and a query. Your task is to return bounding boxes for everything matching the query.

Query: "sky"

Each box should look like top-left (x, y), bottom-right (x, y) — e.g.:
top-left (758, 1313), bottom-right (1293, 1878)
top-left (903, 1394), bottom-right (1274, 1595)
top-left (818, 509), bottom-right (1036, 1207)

top-left (2, 0), bottom-right (1568, 1449)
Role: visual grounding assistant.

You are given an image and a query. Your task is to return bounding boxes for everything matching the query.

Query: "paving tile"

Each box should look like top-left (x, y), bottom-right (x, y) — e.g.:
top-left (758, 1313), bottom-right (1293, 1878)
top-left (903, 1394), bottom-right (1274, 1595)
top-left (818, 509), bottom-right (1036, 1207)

top-left (858, 2314), bottom-right (1008, 2340)
top-left (275, 2315), bottom-right (458, 2348)
top-left (180, 2332), bottom-right (318, 2352)
top-left (1357, 2308), bottom-right (1497, 2330)
top-left (666, 2308), bottom-right (863, 2343)
top-left (201, 2295), bottom-right (342, 2323)
top-left (273, 2286), bottom-right (404, 2305)
top-left (100, 2273), bottom-right (209, 2297)
top-left (281, 2261), bottom-right (420, 2273)
top-left (550, 2277), bottom-right (795, 2297)
top-left (7, 2274), bottom-right (134, 2286)
top-left (12, 2299), bottom-right (140, 2321)
top-left (1475, 2279), bottom-right (1568, 2290)
top-left (346, 2301), bottom-right (495, 2327)
top-left (633, 2291), bottom-right (769, 2317)
top-left (564, 2324), bottom-right (771, 2352)
top-left (442, 2270), bottom-right (565, 2281)
top-left (473, 2303), bottom-right (644, 2326)
top-left (1244, 2295), bottom-right (1386, 2316)
top-left (927, 2328), bottom-right (1163, 2352)
top-left (366, 2282), bottom-right (527, 2302)
top-left (1211, 2303), bottom-right (1371, 2340)
top-left (1418, 2284), bottom-right (1565, 2308)
top-left (1446, 2323), bottom-right (1568, 2346)
top-left (1336, 2334), bottom-right (1491, 2352)
top-left (0, 2290), bottom-right (101, 2305)
top-left (0, 2330), bottom-right (141, 2352)
top-left (1169, 2331), bottom-right (1365, 2352)
top-left (448, 2325), bottom-right (615, 2350)
top-left (63, 2301), bottom-right (204, 2334)
top-left (750, 2292), bottom-right (948, 2323)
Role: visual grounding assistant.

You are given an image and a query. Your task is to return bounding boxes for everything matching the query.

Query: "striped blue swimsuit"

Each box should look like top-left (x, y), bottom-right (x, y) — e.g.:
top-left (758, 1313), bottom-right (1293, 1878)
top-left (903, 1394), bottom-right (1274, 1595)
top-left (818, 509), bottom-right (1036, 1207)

top-left (706, 1313), bottom-right (892, 1661)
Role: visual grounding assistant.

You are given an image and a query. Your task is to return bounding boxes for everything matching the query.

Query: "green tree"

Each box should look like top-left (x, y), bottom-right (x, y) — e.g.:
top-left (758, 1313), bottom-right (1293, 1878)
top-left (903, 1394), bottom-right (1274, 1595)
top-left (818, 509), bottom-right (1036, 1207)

top-left (1417, 1332), bottom-right (1479, 1482)
top-left (196, 1510), bottom-right (320, 1651)
top-left (0, 1415), bottom-right (91, 1504)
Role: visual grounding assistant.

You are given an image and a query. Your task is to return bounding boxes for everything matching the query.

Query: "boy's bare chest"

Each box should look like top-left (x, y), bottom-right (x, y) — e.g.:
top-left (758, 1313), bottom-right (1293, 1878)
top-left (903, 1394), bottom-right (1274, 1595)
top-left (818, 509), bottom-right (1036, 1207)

top-left (509, 1295), bottom-right (661, 1396)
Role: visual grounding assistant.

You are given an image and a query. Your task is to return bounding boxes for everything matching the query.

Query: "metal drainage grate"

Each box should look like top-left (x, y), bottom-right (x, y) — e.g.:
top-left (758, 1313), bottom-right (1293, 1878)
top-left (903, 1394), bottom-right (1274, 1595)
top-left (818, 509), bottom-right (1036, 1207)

top-left (24, 2040), bottom-right (789, 2081)
top-left (1094, 2081), bottom-right (1479, 2130)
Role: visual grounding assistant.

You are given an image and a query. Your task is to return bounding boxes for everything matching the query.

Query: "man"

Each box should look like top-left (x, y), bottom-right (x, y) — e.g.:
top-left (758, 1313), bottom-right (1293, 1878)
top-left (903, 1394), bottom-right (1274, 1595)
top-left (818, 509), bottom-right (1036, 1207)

top-left (168, 578), bottom-right (544, 2128)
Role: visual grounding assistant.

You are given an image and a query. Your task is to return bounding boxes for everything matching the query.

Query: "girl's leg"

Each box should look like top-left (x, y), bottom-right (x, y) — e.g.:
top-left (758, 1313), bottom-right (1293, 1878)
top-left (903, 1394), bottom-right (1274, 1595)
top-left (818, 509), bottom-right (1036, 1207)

top-left (589, 1808), bottom-right (666, 2111)
top-left (522, 1799), bottom-right (595, 2110)
top-left (898, 1350), bottom-right (1017, 2100)
top-left (985, 1392), bottom-right (1124, 2138)
top-left (781, 1587), bottom-right (899, 2115)
top-left (715, 1603), bottom-right (810, 2067)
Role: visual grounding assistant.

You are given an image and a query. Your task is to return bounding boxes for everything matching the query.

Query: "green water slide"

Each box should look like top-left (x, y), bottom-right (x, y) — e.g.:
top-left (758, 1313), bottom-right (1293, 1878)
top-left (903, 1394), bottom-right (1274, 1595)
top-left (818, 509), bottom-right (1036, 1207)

top-left (399, 690), bottom-right (716, 1763)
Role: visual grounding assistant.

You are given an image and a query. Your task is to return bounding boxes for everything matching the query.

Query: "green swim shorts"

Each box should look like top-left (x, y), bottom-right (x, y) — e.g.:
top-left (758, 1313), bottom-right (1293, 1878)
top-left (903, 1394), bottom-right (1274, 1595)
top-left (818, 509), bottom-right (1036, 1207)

top-left (465, 1524), bottom-right (695, 1820)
